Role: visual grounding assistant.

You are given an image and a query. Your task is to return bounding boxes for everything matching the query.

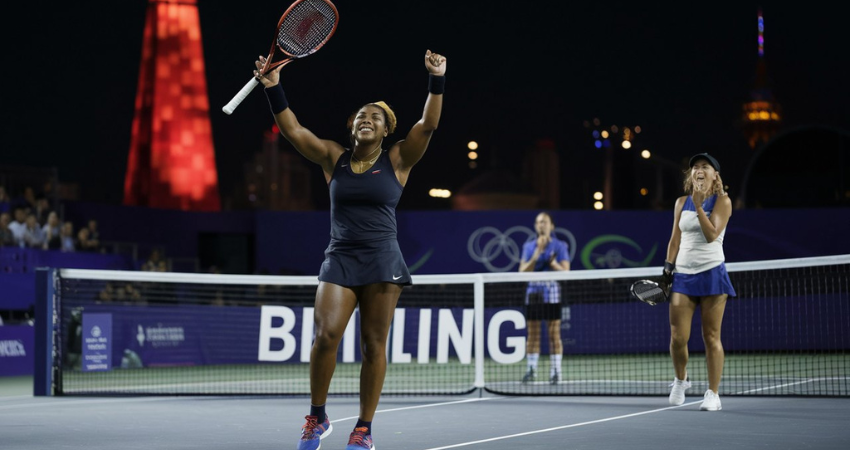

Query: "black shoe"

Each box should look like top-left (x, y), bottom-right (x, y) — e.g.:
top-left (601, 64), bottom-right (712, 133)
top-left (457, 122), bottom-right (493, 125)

top-left (522, 368), bottom-right (535, 384)
top-left (550, 373), bottom-right (560, 385)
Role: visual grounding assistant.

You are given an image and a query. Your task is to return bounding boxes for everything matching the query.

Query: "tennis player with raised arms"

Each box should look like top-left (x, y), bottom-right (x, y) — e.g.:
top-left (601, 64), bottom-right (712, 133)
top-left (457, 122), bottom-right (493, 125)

top-left (252, 40), bottom-right (446, 449)
top-left (663, 152), bottom-right (736, 411)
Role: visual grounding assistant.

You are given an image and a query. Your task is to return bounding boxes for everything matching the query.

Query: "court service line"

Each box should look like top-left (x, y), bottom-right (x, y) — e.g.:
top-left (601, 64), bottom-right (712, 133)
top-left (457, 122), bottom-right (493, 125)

top-left (737, 379), bottom-right (816, 395)
top-left (418, 400), bottom-right (701, 450)
top-left (332, 397), bottom-right (499, 423)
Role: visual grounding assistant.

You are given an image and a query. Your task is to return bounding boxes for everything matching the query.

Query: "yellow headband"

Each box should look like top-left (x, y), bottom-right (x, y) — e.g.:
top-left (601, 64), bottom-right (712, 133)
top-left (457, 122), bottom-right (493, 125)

top-left (370, 101), bottom-right (397, 134)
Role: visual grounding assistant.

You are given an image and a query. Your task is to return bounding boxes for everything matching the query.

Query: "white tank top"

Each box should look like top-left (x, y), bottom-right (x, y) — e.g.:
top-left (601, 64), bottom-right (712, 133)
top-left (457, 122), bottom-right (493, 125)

top-left (676, 194), bottom-right (726, 274)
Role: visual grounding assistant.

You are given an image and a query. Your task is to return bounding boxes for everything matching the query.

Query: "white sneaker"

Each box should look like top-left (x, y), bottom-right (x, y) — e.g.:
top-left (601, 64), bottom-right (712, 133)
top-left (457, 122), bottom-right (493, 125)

top-left (700, 390), bottom-right (722, 411)
top-left (668, 377), bottom-right (692, 405)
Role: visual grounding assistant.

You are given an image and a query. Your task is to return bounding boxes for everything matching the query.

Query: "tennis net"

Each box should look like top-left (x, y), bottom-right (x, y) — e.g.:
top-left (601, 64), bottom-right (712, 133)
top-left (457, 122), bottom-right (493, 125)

top-left (37, 254), bottom-right (849, 397)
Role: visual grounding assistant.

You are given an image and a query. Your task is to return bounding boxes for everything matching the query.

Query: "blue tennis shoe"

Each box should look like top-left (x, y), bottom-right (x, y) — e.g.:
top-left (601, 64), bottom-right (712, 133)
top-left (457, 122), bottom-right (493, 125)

top-left (345, 427), bottom-right (374, 450)
top-left (297, 415), bottom-right (332, 450)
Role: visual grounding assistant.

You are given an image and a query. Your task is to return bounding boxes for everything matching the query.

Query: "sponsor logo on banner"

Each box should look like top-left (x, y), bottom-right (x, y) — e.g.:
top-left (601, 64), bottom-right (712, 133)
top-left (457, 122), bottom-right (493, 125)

top-left (0, 326), bottom-right (35, 376)
top-left (467, 225), bottom-right (658, 271)
top-left (257, 305), bottom-right (529, 365)
top-left (0, 340), bottom-right (26, 357)
top-left (140, 324), bottom-right (186, 348)
top-left (467, 226), bottom-right (577, 272)
top-left (579, 234), bottom-right (658, 269)
top-left (82, 313), bottom-right (112, 372)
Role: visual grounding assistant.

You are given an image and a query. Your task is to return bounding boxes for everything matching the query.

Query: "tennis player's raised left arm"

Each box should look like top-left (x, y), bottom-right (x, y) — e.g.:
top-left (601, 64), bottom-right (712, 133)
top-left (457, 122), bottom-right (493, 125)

top-left (696, 195), bottom-right (732, 242)
top-left (396, 50), bottom-right (446, 173)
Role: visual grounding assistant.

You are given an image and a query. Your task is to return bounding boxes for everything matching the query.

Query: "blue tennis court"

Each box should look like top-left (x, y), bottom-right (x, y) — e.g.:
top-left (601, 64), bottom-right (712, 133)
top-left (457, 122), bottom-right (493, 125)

top-left (2, 377), bottom-right (849, 450)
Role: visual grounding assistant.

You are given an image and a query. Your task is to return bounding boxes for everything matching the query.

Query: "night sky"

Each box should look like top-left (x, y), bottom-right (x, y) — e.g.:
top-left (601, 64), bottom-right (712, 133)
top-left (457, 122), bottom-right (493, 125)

top-left (6, 1), bottom-right (849, 210)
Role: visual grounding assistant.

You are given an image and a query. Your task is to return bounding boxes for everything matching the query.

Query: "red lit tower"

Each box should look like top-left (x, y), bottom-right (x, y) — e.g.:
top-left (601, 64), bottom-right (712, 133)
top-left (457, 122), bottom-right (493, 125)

top-left (123, 0), bottom-right (221, 211)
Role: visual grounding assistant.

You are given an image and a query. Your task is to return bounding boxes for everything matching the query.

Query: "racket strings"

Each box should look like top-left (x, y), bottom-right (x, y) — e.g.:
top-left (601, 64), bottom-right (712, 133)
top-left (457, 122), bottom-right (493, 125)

top-left (632, 281), bottom-right (667, 305)
top-left (277, 0), bottom-right (338, 55)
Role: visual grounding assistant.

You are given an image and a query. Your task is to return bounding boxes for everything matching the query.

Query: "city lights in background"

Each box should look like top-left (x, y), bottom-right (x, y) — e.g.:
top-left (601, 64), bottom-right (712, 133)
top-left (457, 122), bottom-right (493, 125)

top-left (429, 188), bottom-right (452, 198)
top-left (467, 140), bottom-right (479, 169)
top-left (641, 149), bottom-right (651, 159)
top-left (593, 191), bottom-right (604, 210)
top-left (584, 119), bottom-right (644, 210)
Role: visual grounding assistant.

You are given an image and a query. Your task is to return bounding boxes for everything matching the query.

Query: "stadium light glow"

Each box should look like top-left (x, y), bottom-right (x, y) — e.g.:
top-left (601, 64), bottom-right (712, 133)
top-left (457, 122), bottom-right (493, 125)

top-left (429, 188), bottom-right (452, 198)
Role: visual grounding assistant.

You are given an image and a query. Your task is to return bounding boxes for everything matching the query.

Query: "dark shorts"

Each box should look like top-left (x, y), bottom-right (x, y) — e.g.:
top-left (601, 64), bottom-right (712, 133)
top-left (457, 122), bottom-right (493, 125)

top-left (526, 301), bottom-right (562, 321)
top-left (318, 238), bottom-right (412, 287)
top-left (672, 262), bottom-right (737, 298)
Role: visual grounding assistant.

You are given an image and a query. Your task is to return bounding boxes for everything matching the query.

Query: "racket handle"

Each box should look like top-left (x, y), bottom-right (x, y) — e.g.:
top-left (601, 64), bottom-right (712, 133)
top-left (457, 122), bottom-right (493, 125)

top-left (222, 77), bottom-right (260, 115)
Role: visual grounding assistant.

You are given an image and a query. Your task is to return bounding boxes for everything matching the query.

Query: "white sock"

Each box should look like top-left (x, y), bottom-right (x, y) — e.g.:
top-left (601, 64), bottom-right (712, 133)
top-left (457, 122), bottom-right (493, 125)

top-left (527, 353), bottom-right (539, 370)
top-left (550, 354), bottom-right (562, 376)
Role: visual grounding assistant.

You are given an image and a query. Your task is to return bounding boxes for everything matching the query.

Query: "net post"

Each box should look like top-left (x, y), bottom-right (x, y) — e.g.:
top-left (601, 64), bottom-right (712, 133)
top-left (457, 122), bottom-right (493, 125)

top-left (34, 267), bottom-right (57, 396)
top-left (473, 274), bottom-right (485, 389)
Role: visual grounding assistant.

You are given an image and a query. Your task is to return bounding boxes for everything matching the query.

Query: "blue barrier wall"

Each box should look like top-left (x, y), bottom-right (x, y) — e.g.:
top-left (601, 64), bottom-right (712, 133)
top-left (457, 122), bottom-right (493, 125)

top-left (0, 249), bottom-right (134, 310)
top-left (255, 208), bottom-right (850, 275)
top-left (4, 204), bottom-right (849, 311)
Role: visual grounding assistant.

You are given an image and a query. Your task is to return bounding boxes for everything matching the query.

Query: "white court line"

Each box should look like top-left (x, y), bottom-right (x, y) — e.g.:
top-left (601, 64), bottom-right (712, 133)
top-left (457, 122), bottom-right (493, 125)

top-left (332, 397), bottom-right (499, 423)
top-left (737, 378), bottom-right (818, 395)
top-left (409, 378), bottom-right (811, 450)
top-left (0, 396), bottom-right (201, 410)
top-left (418, 400), bottom-right (702, 450)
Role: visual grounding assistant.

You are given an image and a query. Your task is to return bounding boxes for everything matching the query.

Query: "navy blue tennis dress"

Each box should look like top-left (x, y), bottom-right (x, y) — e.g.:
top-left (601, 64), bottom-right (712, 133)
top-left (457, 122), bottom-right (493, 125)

top-left (672, 194), bottom-right (736, 297)
top-left (318, 149), bottom-right (412, 287)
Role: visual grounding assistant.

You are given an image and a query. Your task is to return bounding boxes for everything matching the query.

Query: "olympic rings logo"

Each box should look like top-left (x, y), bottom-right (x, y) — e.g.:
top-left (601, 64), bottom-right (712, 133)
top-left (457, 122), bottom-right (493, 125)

top-left (467, 226), bottom-right (577, 272)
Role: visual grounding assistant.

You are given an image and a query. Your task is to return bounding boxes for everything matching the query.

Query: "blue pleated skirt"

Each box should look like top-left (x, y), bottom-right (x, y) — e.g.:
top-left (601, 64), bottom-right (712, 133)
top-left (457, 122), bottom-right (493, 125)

top-left (672, 262), bottom-right (736, 298)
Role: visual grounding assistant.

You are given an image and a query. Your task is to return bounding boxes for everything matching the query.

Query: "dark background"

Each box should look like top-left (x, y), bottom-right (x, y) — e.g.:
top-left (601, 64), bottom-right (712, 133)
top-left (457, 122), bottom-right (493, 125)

top-left (5, 1), bottom-right (848, 210)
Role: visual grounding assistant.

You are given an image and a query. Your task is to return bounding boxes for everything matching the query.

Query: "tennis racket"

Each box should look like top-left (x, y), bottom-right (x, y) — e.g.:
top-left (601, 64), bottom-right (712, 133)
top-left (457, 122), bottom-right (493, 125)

top-left (630, 279), bottom-right (669, 306)
top-left (222, 0), bottom-right (339, 115)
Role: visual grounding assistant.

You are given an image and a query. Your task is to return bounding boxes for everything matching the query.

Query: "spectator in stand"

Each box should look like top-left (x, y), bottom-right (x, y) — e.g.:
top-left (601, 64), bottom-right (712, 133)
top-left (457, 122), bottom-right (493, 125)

top-left (85, 219), bottom-right (102, 252)
top-left (0, 186), bottom-right (11, 213)
top-left (22, 213), bottom-right (47, 249)
top-left (8, 207), bottom-right (27, 247)
top-left (76, 227), bottom-right (99, 252)
top-left (142, 248), bottom-right (168, 272)
top-left (42, 211), bottom-right (62, 250)
top-left (13, 186), bottom-right (36, 212)
top-left (33, 196), bottom-right (53, 226)
top-left (99, 282), bottom-right (143, 304)
top-left (60, 221), bottom-right (76, 252)
top-left (0, 212), bottom-right (16, 246)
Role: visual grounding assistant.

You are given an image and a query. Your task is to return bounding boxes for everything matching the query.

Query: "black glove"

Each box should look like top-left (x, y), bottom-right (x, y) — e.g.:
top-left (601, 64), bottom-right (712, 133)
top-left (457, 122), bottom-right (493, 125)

top-left (661, 261), bottom-right (675, 293)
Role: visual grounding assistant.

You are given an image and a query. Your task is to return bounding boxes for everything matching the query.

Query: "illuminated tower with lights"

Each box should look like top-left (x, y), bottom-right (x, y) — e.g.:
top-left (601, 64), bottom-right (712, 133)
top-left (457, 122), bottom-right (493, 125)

top-left (123, 0), bottom-right (221, 211)
top-left (740, 8), bottom-right (782, 150)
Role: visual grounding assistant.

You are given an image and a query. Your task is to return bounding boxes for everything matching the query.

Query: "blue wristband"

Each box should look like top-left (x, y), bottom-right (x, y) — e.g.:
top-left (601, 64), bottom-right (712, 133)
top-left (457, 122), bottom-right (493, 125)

top-left (428, 74), bottom-right (445, 95)
top-left (265, 83), bottom-right (289, 114)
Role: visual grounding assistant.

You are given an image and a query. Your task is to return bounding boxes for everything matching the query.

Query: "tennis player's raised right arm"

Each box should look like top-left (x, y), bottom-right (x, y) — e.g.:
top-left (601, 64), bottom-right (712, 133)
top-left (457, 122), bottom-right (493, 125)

top-left (255, 56), bottom-right (342, 178)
